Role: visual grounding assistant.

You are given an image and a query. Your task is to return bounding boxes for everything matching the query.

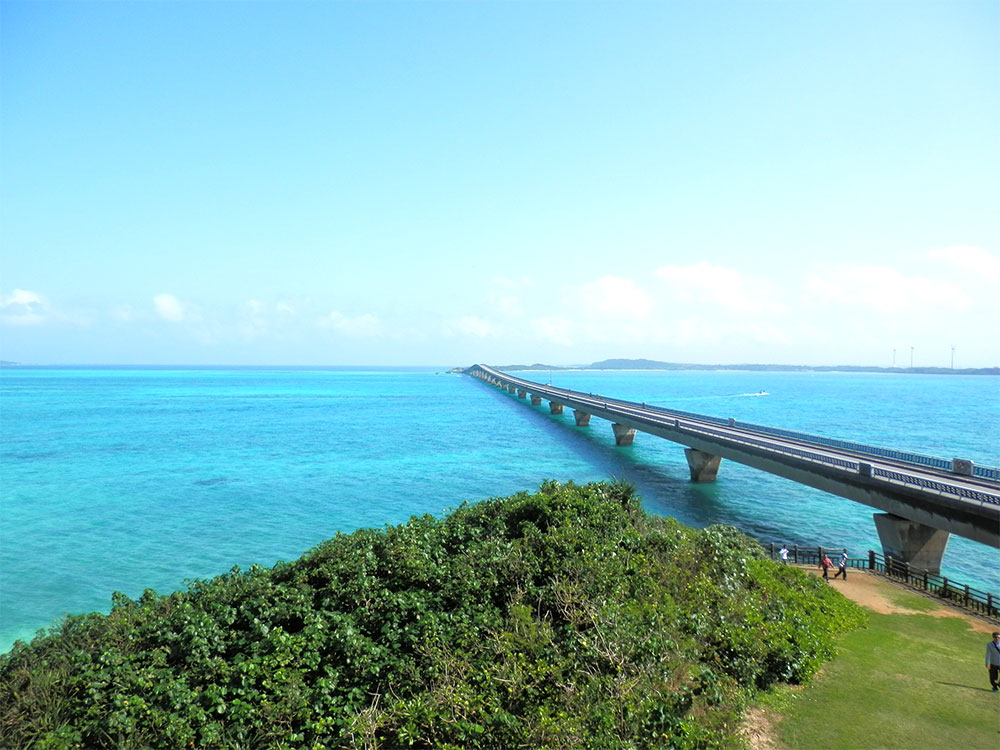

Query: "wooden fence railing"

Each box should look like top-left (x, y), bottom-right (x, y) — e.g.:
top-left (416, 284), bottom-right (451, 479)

top-left (766, 543), bottom-right (999, 621)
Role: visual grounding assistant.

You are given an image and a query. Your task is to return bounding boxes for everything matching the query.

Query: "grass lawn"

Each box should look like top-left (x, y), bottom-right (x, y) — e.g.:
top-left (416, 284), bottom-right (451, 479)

top-left (761, 586), bottom-right (1000, 749)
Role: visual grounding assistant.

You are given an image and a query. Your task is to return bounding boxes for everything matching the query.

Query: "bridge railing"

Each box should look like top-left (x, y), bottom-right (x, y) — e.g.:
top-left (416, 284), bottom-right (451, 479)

top-left (634, 397), bottom-right (999, 482)
top-left (671, 418), bottom-right (1000, 505)
top-left (871, 466), bottom-right (999, 503)
top-left (766, 543), bottom-right (999, 621)
top-left (472, 365), bottom-right (1000, 483)
top-left (735, 420), bottom-right (1000, 482)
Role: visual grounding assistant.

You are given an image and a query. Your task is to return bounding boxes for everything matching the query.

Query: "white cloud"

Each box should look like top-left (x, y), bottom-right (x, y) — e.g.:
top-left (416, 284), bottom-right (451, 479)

top-left (493, 276), bottom-right (535, 290)
top-left (926, 245), bottom-right (1000, 281)
top-left (318, 310), bottom-right (381, 336)
top-left (488, 294), bottom-right (523, 318)
top-left (447, 316), bottom-right (496, 338)
top-left (580, 276), bottom-right (654, 320)
top-left (533, 316), bottom-right (573, 346)
top-left (486, 277), bottom-right (537, 319)
top-left (654, 262), bottom-right (785, 314)
top-left (0, 289), bottom-right (47, 326)
top-left (110, 305), bottom-right (134, 323)
top-left (803, 264), bottom-right (969, 316)
top-left (153, 294), bottom-right (187, 323)
top-left (672, 316), bottom-right (720, 345)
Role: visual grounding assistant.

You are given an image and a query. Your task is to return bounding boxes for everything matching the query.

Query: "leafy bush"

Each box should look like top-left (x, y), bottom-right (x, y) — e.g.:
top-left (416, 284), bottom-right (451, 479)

top-left (0, 481), bottom-right (865, 749)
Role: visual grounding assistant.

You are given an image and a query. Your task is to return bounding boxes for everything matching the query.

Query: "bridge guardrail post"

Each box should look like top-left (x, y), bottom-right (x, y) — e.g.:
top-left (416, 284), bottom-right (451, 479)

top-left (868, 550), bottom-right (875, 570)
top-left (952, 458), bottom-right (974, 476)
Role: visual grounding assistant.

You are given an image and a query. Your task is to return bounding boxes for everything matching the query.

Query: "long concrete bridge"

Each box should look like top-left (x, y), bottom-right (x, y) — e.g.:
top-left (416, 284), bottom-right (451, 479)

top-left (466, 364), bottom-right (1000, 573)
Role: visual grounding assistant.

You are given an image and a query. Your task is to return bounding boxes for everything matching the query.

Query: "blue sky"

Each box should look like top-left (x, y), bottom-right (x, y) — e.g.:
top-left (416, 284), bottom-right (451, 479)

top-left (2, 1), bottom-right (997, 367)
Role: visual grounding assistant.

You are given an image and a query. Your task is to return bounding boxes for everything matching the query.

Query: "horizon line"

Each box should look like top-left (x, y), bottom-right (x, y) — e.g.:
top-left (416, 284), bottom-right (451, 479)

top-left (2, 361), bottom-right (998, 372)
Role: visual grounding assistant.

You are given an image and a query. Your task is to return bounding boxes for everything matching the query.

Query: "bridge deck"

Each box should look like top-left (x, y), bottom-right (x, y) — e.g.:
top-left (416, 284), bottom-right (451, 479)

top-left (468, 364), bottom-right (1000, 550)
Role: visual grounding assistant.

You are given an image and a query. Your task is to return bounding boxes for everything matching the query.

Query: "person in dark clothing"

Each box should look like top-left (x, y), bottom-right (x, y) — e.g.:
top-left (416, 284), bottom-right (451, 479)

top-left (987, 632), bottom-right (1000, 692)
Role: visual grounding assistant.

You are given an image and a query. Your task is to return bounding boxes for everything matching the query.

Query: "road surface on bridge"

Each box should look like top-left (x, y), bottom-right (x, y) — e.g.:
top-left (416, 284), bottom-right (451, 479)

top-left (468, 364), bottom-right (1000, 553)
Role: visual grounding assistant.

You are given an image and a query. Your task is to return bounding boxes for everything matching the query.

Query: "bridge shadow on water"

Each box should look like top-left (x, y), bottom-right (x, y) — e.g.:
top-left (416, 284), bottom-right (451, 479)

top-left (486, 389), bottom-right (761, 532)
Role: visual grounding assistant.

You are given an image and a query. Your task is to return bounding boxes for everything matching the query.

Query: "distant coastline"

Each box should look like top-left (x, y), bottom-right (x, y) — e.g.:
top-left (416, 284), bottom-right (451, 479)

top-left (485, 358), bottom-right (1000, 376)
top-left (4, 360), bottom-right (996, 376)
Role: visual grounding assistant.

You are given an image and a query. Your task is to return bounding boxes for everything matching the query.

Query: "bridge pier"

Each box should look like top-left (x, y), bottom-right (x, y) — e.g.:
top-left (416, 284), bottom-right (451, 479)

top-left (466, 365), bottom-right (1000, 555)
top-left (612, 423), bottom-right (636, 446)
top-left (530, 394), bottom-right (542, 405)
top-left (517, 389), bottom-right (527, 399)
top-left (574, 410), bottom-right (591, 426)
top-left (873, 513), bottom-right (950, 574)
top-left (685, 448), bottom-right (723, 482)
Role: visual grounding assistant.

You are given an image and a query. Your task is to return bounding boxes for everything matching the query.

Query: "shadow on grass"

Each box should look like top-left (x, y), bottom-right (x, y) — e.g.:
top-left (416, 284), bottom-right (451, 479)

top-left (936, 681), bottom-right (996, 693)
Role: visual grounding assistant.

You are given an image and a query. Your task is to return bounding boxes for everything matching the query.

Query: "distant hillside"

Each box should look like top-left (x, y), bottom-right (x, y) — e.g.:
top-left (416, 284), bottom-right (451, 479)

top-left (493, 358), bottom-right (998, 375)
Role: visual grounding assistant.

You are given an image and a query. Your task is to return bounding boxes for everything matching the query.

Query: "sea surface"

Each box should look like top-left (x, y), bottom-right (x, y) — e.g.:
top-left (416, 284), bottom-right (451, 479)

top-left (2, 366), bottom-right (998, 654)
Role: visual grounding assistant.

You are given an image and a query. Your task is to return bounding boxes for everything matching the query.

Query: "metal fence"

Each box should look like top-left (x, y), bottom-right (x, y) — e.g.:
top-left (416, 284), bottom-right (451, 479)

top-left (867, 550), bottom-right (999, 620)
top-left (766, 543), bottom-right (999, 621)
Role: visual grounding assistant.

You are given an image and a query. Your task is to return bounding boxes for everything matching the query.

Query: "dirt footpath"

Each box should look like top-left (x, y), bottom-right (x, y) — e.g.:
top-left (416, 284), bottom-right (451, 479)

top-left (800, 566), bottom-right (996, 633)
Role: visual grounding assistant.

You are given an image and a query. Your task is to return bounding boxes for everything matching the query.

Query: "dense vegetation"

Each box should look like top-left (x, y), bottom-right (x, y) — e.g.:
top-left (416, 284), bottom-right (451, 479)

top-left (0, 481), bottom-right (865, 749)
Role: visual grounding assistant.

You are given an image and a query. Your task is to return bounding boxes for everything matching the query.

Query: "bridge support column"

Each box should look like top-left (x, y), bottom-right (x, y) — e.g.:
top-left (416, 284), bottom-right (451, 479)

top-left (549, 402), bottom-right (564, 415)
top-left (530, 394), bottom-right (542, 405)
top-left (684, 448), bottom-right (722, 482)
top-left (873, 513), bottom-right (950, 574)
top-left (507, 384), bottom-right (516, 393)
top-left (573, 410), bottom-right (591, 426)
top-left (612, 423), bottom-right (635, 446)
top-left (517, 389), bottom-right (527, 399)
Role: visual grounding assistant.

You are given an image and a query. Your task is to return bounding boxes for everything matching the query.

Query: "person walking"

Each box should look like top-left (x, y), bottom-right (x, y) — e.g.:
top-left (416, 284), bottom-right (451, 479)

top-left (833, 550), bottom-right (848, 580)
top-left (820, 554), bottom-right (833, 582)
top-left (779, 545), bottom-right (789, 564)
top-left (987, 632), bottom-right (1000, 692)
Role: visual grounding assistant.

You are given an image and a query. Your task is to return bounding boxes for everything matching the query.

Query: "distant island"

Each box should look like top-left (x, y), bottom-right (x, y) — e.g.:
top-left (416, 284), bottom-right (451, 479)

top-left (480, 358), bottom-right (999, 376)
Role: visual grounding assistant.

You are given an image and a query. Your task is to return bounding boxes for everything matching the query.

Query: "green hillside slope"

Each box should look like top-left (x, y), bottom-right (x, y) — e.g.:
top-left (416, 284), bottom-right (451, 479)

top-left (0, 481), bottom-right (865, 749)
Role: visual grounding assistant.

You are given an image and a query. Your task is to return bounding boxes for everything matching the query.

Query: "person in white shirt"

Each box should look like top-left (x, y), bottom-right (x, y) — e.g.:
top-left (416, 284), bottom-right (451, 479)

top-left (833, 551), bottom-right (848, 580)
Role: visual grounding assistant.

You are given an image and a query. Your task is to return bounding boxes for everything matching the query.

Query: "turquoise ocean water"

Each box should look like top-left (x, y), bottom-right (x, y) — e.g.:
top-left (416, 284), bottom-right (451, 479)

top-left (1, 366), bottom-right (998, 654)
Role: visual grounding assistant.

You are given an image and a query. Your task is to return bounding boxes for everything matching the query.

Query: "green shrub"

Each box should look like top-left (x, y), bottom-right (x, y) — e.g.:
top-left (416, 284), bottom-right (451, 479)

top-left (0, 481), bottom-right (865, 749)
